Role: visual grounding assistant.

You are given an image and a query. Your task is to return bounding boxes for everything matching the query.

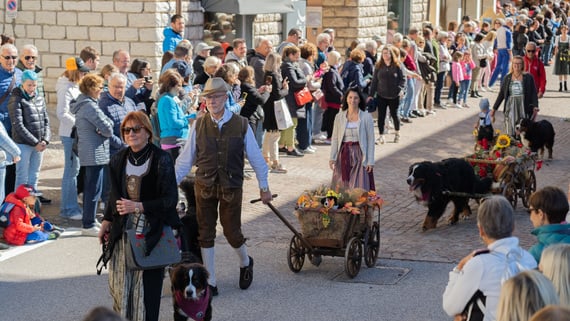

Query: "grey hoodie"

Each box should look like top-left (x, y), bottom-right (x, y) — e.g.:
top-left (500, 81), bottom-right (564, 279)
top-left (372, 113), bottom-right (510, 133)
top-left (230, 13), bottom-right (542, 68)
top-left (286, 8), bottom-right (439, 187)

top-left (70, 93), bottom-right (113, 166)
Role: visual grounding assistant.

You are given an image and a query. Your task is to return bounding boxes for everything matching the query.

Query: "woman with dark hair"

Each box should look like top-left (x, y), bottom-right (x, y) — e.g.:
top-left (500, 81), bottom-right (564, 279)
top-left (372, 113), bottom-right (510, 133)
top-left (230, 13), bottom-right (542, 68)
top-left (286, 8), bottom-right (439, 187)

top-left (156, 69), bottom-right (189, 161)
top-left (98, 111), bottom-right (181, 321)
top-left (528, 186), bottom-right (570, 263)
top-left (127, 59), bottom-right (154, 111)
top-left (238, 66), bottom-right (270, 136)
top-left (329, 87), bottom-right (375, 190)
top-left (368, 46), bottom-right (405, 144)
top-left (321, 51), bottom-right (344, 142)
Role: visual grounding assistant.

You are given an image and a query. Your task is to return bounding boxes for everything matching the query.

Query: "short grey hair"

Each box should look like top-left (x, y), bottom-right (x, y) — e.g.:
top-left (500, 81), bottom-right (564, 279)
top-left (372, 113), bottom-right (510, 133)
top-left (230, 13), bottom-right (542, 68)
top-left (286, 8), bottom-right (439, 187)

top-left (437, 31), bottom-right (449, 41)
top-left (477, 195), bottom-right (514, 240)
top-left (108, 72), bottom-right (127, 84)
top-left (203, 56), bottom-right (221, 69)
top-left (316, 33), bottom-right (331, 45)
top-left (326, 51), bottom-right (341, 66)
top-left (393, 33), bottom-right (403, 43)
top-left (0, 43), bottom-right (17, 54)
top-left (254, 36), bottom-right (269, 49)
top-left (21, 44), bottom-right (38, 54)
top-left (365, 40), bottom-right (378, 52)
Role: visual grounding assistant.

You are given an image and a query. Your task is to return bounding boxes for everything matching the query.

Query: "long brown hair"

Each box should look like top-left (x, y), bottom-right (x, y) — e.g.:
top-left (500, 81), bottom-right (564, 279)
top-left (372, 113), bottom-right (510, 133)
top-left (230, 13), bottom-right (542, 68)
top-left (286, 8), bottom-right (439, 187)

top-left (375, 46), bottom-right (399, 69)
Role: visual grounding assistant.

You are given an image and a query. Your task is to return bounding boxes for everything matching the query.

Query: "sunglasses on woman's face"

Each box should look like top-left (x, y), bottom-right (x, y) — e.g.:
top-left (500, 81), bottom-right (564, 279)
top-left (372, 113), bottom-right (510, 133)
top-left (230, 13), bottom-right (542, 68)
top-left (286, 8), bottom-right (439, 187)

top-left (122, 125), bottom-right (143, 134)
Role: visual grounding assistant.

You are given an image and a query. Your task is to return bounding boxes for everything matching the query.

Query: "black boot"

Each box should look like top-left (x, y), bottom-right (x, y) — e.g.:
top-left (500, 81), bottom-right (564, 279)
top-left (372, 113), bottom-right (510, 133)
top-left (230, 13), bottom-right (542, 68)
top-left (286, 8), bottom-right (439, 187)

top-left (565, 81), bottom-right (568, 91)
top-left (559, 82), bottom-right (563, 92)
top-left (475, 91), bottom-right (483, 98)
top-left (470, 90), bottom-right (477, 98)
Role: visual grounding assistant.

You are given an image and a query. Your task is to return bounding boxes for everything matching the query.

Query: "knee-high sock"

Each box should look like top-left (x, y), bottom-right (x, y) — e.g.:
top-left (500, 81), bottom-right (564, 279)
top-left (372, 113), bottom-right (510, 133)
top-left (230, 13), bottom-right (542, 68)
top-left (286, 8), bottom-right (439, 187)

top-left (234, 244), bottom-right (250, 267)
top-left (201, 247), bottom-right (216, 286)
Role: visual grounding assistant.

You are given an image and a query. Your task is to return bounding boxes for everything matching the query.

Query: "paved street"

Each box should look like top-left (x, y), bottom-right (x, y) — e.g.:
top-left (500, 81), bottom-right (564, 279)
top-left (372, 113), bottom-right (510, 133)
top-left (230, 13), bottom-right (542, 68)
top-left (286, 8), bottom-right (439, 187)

top-left (1, 68), bottom-right (569, 321)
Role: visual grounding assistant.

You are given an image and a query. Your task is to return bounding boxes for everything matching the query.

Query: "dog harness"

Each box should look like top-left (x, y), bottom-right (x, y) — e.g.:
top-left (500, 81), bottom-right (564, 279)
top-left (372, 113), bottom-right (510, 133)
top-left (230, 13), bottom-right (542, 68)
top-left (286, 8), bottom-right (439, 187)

top-left (174, 287), bottom-right (210, 321)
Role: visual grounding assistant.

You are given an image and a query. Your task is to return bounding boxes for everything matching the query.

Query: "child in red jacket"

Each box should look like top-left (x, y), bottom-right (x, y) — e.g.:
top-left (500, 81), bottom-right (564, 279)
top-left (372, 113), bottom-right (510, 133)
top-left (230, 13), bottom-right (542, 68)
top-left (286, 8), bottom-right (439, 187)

top-left (3, 184), bottom-right (60, 245)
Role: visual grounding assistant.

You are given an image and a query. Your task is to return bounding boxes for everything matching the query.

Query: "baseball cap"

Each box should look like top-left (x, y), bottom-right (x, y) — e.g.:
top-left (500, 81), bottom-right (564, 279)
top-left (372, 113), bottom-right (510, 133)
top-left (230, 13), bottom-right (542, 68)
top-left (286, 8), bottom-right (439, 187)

top-left (15, 184), bottom-right (41, 199)
top-left (195, 42), bottom-right (214, 53)
top-left (66, 57), bottom-right (91, 72)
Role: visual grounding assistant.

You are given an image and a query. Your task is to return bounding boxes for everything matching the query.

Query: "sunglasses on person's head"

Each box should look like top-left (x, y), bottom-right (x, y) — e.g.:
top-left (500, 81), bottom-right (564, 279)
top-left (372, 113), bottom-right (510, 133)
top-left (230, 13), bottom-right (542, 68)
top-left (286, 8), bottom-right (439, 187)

top-left (2, 55), bottom-right (17, 60)
top-left (122, 125), bottom-right (143, 134)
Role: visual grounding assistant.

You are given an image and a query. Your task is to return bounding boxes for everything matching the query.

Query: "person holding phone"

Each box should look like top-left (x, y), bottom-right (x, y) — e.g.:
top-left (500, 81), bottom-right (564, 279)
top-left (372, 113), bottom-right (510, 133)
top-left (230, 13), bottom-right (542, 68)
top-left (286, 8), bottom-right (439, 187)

top-left (238, 66), bottom-right (270, 142)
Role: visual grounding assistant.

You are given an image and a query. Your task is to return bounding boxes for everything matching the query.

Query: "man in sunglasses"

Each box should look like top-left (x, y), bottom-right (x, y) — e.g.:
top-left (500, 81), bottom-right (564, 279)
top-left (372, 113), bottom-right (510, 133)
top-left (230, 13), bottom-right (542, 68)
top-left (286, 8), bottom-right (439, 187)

top-left (16, 44), bottom-right (45, 100)
top-left (523, 42), bottom-right (546, 98)
top-left (0, 43), bottom-right (23, 198)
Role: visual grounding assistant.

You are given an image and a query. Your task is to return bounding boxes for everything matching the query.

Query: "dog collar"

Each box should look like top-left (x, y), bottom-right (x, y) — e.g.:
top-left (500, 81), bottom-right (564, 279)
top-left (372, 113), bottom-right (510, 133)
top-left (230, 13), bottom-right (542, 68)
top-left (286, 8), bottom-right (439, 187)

top-left (174, 287), bottom-right (210, 320)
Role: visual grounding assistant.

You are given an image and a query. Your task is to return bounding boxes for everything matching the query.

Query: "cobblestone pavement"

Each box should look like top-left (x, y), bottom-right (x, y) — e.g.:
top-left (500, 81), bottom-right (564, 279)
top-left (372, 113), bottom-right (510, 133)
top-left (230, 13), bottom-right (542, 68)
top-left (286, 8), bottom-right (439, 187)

top-left (36, 70), bottom-right (570, 265)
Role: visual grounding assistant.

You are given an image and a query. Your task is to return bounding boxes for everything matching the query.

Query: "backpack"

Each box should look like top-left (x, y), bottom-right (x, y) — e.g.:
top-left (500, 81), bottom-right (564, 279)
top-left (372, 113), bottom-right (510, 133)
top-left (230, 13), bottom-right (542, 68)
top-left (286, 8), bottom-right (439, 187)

top-left (0, 202), bottom-right (15, 228)
top-left (150, 93), bottom-right (167, 148)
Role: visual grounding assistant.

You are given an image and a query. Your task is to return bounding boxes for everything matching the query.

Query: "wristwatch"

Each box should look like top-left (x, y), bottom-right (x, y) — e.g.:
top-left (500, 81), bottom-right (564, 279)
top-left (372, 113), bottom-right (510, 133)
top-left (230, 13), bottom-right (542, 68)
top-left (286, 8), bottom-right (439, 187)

top-left (260, 187), bottom-right (269, 193)
top-left (134, 203), bottom-right (140, 215)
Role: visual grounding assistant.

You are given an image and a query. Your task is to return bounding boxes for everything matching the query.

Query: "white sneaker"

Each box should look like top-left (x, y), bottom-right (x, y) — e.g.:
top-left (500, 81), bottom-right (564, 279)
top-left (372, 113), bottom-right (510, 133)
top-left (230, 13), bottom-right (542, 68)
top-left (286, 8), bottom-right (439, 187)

top-left (94, 220), bottom-right (102, 228)
top-left (306, 146), bottom-right (317, 152)
top-left (426, 110), bottom-right (436, 115)
top-left (446, 98), bottom-right (454, 106)
top-left (82, 226), bottom-right (100, 237)
top-left (69, 214), bottom-right (83, 220)
top-left (479, 87), bottom-right (487, 92)
top-left (301, 147), bottom-right (315, 154)
top-left (454, 104), bottom-right (463, 109)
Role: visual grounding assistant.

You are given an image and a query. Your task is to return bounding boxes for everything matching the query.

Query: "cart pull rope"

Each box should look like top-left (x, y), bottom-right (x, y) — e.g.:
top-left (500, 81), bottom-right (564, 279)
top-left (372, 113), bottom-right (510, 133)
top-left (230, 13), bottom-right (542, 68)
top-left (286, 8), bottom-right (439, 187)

top-left (250, 194), bottom-right (279, 204)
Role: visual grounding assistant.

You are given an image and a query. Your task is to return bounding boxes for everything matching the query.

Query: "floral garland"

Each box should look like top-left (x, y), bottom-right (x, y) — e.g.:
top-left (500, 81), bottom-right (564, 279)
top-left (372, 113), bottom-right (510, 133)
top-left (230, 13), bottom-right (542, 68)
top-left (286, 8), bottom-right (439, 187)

top-left (296, 185), bottom-right (384, 215)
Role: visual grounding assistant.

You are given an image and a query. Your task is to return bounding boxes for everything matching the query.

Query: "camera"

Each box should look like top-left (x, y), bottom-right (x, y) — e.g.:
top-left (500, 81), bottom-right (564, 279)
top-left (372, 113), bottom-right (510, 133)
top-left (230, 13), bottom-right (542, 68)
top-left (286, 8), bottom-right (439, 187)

top-left (144, 76), bottom-right (152, 83)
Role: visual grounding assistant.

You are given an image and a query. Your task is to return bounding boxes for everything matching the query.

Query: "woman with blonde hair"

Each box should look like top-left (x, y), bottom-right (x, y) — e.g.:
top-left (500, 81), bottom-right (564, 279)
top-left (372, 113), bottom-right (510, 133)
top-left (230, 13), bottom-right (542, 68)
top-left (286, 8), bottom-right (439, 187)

top-left (539, 244), bottom-right (570, 306)
top-left (480, 31), bottom-right (496, 91)
top-left (496, 270), bottom-right (559, 321)
top-left (261, 52), bottom-right (289, 173)
top-left (529, 305), bottom-right (570, 321)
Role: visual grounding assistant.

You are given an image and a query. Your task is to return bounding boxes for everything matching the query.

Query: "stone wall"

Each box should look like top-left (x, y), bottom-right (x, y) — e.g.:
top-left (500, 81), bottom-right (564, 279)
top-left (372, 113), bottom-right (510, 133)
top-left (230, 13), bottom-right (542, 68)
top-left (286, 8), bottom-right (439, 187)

top-left (253, 14), bottom-right (284, 47)
top-left (0, 0), bottom-right (203, 105)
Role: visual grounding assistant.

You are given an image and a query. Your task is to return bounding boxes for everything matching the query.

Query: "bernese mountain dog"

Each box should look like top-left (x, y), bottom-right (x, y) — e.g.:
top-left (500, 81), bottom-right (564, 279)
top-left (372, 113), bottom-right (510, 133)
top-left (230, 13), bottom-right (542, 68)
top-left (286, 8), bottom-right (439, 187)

top-left (170, 263), bottom-right (212, 321)
top-left (517, 118), bottom-right (555, 159)
top-left (407, 158), bottom-right (493, 230)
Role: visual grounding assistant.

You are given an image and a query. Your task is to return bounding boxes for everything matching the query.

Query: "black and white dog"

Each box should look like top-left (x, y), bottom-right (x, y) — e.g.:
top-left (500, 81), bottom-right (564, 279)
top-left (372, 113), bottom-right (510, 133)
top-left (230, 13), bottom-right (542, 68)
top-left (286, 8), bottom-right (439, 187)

top-left (516, 118), bottom-right (555, 159)
top-left (407, 158), bottom-right (493, 230)
top-left (170, 263), bottom-right (212, 321)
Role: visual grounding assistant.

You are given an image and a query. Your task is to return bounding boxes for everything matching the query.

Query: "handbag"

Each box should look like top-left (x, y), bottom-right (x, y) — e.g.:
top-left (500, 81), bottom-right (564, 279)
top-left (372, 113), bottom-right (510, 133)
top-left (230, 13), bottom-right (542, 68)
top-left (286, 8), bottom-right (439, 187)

top-left (479, 58), bottom-right (487, 68)
top-left (294, 87), bottom-right (313, 106)
top-left (274, 98), bottom-right (293, 130)
top-left (311, 89), bottom-right (324, 101)
top-left (124, 214), bottom-right (181, 270)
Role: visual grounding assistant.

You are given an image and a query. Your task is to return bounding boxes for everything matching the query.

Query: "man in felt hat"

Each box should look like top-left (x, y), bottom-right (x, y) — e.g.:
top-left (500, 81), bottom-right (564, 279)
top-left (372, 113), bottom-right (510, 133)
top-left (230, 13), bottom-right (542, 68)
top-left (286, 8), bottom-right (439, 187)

top-left (175, 77), bottom-right (272, 296)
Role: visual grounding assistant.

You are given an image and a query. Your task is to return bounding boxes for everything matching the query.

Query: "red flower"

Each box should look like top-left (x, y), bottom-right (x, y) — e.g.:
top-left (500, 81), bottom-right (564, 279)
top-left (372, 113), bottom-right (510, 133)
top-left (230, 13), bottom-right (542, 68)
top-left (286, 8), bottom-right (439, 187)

top-left (517, 143), bottom-right (523, 148)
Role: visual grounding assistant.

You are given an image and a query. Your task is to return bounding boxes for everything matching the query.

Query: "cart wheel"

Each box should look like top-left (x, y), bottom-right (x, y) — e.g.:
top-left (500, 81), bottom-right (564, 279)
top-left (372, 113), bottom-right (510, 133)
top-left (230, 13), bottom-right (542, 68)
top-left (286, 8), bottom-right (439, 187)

top-left (287, 235), bottom-right (306, 273)
top-left (344, 237), bottom-right (362, 278)
top-left (364, 222), bottom-right (380, 268)
top-left (502, 182), bottom-right (518, 209)
top-left (522, 170), bottom-right (536, 209)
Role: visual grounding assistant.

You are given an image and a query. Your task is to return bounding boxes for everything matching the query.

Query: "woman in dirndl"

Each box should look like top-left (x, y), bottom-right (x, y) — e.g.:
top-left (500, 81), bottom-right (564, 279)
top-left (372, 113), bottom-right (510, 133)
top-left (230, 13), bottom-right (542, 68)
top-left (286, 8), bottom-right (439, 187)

top-left (329, 86), bottom-right (375, 191)
top-left (98, 111), bottom-right (180, 321)
top-left (491, 55), bottom-right (538, 137)
top-left (553, 24), bottom-right (570, 91)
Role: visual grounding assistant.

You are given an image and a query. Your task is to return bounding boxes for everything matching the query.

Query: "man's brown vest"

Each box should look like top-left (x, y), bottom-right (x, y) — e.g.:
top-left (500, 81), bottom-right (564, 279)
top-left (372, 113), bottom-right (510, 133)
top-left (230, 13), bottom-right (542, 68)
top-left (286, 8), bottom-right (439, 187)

top-left (194, 113), bottom-right (248, 188)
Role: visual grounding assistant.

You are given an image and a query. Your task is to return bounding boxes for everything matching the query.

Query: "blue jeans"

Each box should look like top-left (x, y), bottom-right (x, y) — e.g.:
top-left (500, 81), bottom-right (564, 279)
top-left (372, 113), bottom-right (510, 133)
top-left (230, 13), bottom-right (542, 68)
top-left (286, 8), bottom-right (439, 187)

top-left (458, 79), bottom-right (471, 103)
top-left (312, 101), bottom-right (324, 137)
top-left (254, 121), bottom-right (264, 149)
top-left (60, 136), bottom-right (82, 217)
top-left (542, 42), bottom-right (553, 65)
top-left (15, 144), bottom-right (43, 189)
top-left (401, 78), bottom-right (415, 117)
top-left (82, 165), bottom-right (104, 228)
top-left (489, 49), bottom-right (510, 87)
top-left (0, 164), bottom-right (5, 202)
top-left (434, 71), bottom-right (446, 104)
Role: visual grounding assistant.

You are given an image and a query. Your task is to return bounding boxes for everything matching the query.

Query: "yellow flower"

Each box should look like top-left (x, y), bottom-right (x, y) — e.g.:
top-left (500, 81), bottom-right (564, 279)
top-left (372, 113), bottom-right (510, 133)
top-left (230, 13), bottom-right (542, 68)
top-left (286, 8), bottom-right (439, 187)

top-left (495, 134), bottom-right (511, 149)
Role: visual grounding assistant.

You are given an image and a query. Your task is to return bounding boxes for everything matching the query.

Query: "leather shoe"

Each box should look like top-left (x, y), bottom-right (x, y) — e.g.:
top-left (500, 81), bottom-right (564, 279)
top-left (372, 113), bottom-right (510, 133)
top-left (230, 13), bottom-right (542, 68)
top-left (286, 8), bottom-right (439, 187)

top-left (239, 256), bottom-right (254, 290)
top-left (286, 149), bottom-right (304, 157)
top-left (278, 147), bottom-right (287, 153)
top-left (209, 285), bottom-right (219, 296)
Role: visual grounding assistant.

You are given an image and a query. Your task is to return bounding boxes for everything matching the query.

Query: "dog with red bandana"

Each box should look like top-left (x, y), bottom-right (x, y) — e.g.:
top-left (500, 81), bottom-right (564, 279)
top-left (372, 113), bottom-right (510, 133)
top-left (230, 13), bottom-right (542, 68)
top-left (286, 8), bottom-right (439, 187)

top-left (170, 263), bottom-right (212, 321)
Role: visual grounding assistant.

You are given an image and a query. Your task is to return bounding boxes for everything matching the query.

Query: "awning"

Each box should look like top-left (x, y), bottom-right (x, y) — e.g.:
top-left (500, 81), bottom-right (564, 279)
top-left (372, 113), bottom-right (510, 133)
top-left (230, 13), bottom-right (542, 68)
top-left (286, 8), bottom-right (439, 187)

top-left (201, 0), bottom-right (294, 15)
